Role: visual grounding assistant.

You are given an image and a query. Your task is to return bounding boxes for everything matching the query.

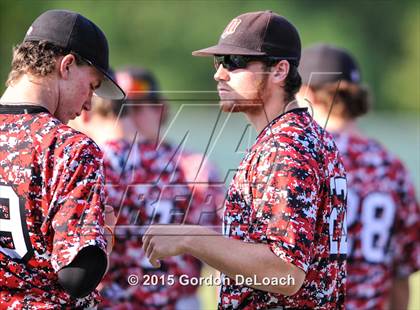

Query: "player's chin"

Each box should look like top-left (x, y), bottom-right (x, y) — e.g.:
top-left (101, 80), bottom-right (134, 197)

top-left (219, 100), bottom-right (243, 113)
top-left (220, 100), bottom-right (260, 113)
top-left (219, 100), bottom-right (233, 112)
top-left (56, 115), bottom-right (69, 125)
top-left (69, 112), bottom-right (82, 122)
top-left (62, 114), bottom-right (77, 125)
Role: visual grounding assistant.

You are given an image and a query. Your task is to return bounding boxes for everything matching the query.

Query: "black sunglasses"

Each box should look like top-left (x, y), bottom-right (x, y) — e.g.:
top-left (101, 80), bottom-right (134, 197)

top-left (213, 55), bottom-right (284, 71)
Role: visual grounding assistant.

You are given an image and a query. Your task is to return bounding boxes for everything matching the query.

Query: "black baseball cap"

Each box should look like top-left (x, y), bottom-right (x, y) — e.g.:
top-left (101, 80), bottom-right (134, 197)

top-left (299, 44), bottom-right (361, 88)
top-left (192, 10), bottom-right (301, 65)
top-left (24, 9), bottom-right (125, 100)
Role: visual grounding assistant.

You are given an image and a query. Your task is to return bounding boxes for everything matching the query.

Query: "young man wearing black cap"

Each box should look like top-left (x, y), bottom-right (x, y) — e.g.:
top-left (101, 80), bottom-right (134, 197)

top-left (143, 11), bottom-right (347, 309)
top-left (0, 10), bottom-right (123, 308)
top-left (298, 44), bottom-right (419, 310)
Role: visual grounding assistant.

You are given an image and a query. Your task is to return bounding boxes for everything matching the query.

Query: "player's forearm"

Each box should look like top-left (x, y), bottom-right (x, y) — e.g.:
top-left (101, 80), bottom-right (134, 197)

top-left (389, 277), bottom-right (409, 310)
top-left (183, 226), bottom-right (305, 295)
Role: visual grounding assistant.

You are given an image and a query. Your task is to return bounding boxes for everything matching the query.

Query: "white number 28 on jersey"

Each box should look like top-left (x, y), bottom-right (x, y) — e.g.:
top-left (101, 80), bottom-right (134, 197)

top-left (347, 190), bottom-right (396, 263)
top-left (0, 185), bottom-right (33, 261)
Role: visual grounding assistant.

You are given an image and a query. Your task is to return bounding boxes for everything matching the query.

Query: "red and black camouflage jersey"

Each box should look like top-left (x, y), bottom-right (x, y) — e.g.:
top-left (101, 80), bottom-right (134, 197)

top-left (219, 108), bottom-right (347, 309)
top-left (0, 105), bottom-right (107, 309)
top-left (333, 133), bottom-right (420, 310)
top-left (99, 139), bottom-right (222, 309)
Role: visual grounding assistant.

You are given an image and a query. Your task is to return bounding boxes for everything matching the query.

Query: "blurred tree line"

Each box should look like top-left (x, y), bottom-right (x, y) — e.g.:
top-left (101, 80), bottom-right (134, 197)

top-left (0, 0), bottom-right (418, 112)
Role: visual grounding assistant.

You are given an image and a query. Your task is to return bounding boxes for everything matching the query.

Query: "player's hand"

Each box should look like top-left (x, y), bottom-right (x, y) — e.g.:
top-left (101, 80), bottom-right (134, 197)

top-left (105, 205), bottom-right (117, 227)
top-left (142, 225), bottom-right (196, 268)
top-left (104, 205), bottom-right (117, 254)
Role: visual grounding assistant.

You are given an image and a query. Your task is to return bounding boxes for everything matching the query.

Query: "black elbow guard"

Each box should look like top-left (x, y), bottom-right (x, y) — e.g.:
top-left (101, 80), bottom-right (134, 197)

top-left (57, 245), bottom-right (107, 298)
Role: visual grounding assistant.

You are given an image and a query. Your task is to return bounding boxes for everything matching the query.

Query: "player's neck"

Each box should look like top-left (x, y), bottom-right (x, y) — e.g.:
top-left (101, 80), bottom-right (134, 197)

top-left (244, 93), bottom-right (292, 133)
top-left (324, 116), bottom-right (361, 136)
top-left (0, 74), bottom-right (57, 112)
top-left (120, 117), bottom-right (138, 142)
top-left (136, 131), bottom-right (160, 145)
top-left (90, 116), bottom-right (136, 145)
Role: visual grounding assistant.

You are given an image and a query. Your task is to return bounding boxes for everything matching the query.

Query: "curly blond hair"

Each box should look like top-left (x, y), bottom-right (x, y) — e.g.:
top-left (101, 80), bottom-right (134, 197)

top-left (6, 41), bottom-right (82, 86)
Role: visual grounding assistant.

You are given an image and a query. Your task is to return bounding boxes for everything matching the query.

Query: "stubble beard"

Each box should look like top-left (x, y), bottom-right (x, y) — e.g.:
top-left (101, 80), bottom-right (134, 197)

top-left (219, 73), bottom-right (268, 114)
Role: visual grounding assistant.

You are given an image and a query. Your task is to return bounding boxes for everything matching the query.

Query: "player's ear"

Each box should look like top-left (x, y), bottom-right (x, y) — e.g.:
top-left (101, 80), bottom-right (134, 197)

top-left (271, 60), bottom-right (290, 86)
top-left (58, 54), bottom-right (76, 79)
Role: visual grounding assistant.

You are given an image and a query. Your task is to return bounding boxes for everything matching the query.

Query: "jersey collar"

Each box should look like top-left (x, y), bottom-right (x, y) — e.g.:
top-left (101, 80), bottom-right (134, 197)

top-left (0, 104), bottom-right (50, 114)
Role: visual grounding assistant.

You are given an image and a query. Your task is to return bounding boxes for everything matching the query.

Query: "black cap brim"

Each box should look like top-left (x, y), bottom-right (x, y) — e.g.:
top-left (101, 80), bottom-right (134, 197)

top-left (192, 44), bottom-right (266, 56)
top-left (94, 67), bottom-right (126, 100)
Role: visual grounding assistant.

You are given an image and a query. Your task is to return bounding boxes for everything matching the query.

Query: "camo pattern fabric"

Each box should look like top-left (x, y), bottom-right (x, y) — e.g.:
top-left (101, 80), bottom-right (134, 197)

top-left (99, 140), bottom-right (222, 309)
top-left (219, 108), bottom-right (347, 309)
top-left (0, 105), bottom-right (107, 309)
top-left (334, 133), bottom-right (420, 310)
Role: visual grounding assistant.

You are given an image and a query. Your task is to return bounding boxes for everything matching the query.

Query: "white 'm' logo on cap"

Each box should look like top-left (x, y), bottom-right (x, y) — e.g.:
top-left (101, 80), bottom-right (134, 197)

top-left (221, 18), bottom-right (241, 39)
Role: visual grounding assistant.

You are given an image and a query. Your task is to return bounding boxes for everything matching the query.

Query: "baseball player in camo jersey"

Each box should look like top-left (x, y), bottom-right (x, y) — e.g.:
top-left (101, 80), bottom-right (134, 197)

top-left (0, 10), bottom-right (124, 308)
top-left (142, 11), bottom-right (347, 309)
top-left (71, 68), bottom-right (224, 309)
top-left (298, 44), bottom-right (420, 310)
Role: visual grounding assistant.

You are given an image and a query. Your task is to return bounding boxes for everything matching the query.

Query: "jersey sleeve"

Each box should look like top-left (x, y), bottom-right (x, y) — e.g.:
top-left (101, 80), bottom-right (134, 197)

top-left (392, 161), bottom-right (420, 278)
top-left (50, 137), bottom-right (107, 272)
top-left (252, 138), bottom-right (320, 273)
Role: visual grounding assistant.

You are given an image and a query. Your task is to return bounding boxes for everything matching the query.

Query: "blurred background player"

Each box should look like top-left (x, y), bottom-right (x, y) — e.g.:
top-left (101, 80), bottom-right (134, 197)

top-left (0, 10), bottom-right (123, 308)
top-left (70, 67), bottom-right (223, 309)
top-left (114, 67), bottom-right (225, 221)
top-left (298, 43), bottom-right (420, 310)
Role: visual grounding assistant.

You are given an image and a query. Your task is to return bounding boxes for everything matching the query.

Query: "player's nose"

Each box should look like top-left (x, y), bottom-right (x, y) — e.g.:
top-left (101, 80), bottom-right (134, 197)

top-left (214, 65), bottom-right (230, 82)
